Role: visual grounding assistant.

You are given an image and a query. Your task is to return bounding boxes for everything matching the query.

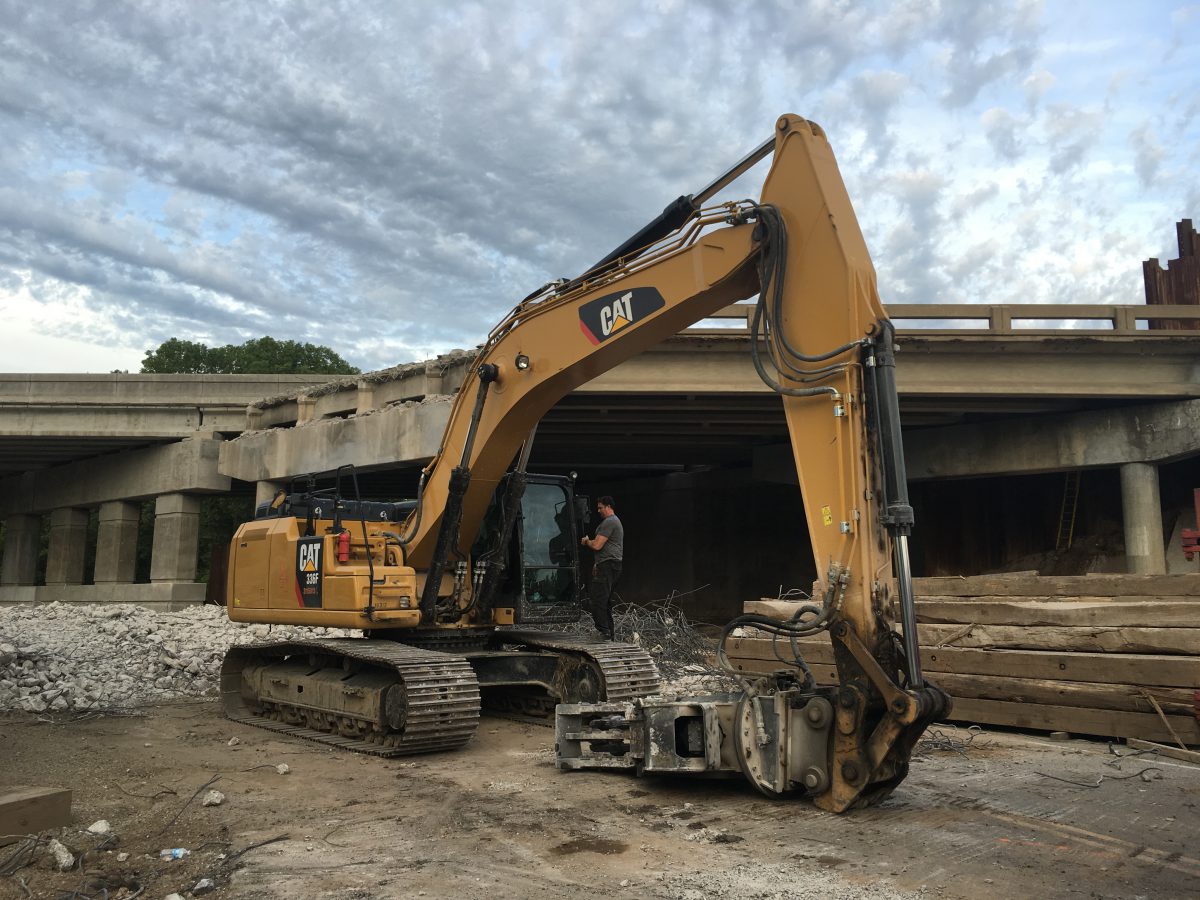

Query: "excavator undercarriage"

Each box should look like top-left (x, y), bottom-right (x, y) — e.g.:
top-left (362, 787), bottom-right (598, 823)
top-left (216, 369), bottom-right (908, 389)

top-left (222, 631), bottom-right (659, 754)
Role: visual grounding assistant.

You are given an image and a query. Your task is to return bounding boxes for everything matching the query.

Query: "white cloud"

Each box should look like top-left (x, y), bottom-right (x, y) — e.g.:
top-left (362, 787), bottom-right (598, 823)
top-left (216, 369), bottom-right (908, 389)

top-left (1022, 68), bottom-right (1056, 109)
top-left (1130, 124), bottom-right (1167, 187)
top-left (982, 107), bottom-right (1024, 160)
top-left (0, 0), bottom-right (1196, 372)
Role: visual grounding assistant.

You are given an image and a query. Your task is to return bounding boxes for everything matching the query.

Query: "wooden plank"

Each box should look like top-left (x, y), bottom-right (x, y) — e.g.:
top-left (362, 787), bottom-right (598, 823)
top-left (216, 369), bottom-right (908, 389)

top-left (928, 672), bottom-right (1195, 716)
top-left (916, 594), bottom-right (1199, 605)
top-left (744, 599), bottom-right (821, 619)
top-left (946, 697), bottom-right (1200, 746)
top-left (921, 646), bottom-right (1200, 688)
top-left (723, 657), bottom-right (839, 683)
top-left (723, 661), bottom-right (1194, 716)
top-left (724, 635), bottom-right (836, 665)
top-left (914, 574), bottom-right (1200, 598)
top-left (0, 787), bottom-right (72, 846)
top-left (920, 623), bottom-right (1200, 655)
top-left (716, 658), bottom-right (1199, 745)
top-left (719, 660), bottom-right (1196, 724)
top-left (1127, 738), bottom-right (1200, 766)
top-left (910, 600), bottom-right (1200, 628)
top-left (724, 638), bottom-right (1200, 687)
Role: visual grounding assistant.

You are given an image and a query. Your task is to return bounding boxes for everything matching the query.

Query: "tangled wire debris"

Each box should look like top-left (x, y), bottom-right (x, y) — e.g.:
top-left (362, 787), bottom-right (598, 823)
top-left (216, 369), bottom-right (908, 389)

top-left (545, 591), bottom-right (744, 691)
top-left (915, 724), bottom-right (989, 758)
top-left (0, 836), bottom-right (44, 877)
top-left (1034, 767), bottom-right (1163, 788)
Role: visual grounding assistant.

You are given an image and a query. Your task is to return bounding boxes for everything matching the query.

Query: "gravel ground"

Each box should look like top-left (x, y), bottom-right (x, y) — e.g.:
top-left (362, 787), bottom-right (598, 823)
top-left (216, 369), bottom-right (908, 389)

top-left (4, 605), bottom-right (1199, 898)
top-left (0, 602), bottom-right (727, 715)
top-left (0, 602), bottom-right (352, 713)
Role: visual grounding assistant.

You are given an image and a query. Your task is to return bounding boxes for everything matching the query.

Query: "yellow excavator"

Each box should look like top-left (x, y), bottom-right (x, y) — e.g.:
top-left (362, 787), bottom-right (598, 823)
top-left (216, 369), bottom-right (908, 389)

top-left (221, 114), bottom-right (949, 811)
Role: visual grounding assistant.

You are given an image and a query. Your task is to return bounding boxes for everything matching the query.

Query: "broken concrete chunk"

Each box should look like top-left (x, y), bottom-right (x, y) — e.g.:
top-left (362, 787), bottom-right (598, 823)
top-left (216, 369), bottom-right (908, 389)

top-left (202, 789), bottom-right (225, 807)
top-left (86, 819), bottom-right (111, 835)
top-left (275, 763), bottom-right (290, 775)
top-left (47, 838), bottom-right (75, 871)
top-left (192, 877), bottom-right (216, 895)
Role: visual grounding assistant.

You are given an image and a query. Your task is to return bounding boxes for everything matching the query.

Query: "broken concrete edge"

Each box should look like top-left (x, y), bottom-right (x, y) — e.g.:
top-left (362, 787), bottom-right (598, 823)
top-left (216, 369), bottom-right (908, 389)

top-left (246, 348), bottom-right (479, 410)
top-left (236, 393), bottom-right (454, 438)
top-left (219, 396), bottom-right (452, 483)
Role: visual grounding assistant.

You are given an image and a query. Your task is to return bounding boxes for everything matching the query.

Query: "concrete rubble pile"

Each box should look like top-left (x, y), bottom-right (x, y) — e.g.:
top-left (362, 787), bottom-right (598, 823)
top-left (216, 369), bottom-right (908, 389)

top-left (0, 602), bottom-right (351, 713)
top-left (0, 599), bottom-right (740, 716)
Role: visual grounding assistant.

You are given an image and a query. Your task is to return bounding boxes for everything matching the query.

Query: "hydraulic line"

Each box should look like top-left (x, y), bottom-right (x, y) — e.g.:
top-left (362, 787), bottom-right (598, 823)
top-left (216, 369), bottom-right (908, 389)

top-left (419, 363), bottom-right (499, 622)
top-left (868, 323), bottom-right (923, 688)
top-left (754, 206), bottom-right (865, 367)
top-left (333, 464), bottom-right (380, 620)
top-left (393, 470), bottom-right (428, 549)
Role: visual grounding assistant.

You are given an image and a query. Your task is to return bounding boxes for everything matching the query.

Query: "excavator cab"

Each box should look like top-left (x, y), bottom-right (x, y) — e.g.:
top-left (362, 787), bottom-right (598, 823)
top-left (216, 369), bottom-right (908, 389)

top-left (471, 472), bottom-right (585, 626)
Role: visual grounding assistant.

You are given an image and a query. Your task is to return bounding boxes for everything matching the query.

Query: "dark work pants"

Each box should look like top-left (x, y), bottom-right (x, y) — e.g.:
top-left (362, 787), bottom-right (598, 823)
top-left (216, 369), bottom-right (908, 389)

top-left (590, 559), bottom-right (622, 639)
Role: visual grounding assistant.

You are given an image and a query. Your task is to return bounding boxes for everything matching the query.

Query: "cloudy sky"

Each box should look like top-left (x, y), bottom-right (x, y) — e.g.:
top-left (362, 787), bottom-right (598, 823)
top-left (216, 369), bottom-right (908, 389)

top-left (1, 1), bottom-right (1197, 373)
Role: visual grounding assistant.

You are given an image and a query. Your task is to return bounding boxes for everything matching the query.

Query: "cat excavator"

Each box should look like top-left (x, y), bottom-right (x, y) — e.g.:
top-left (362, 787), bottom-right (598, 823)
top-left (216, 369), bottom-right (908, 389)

top-left (221, 113), bottom-right (949, 812)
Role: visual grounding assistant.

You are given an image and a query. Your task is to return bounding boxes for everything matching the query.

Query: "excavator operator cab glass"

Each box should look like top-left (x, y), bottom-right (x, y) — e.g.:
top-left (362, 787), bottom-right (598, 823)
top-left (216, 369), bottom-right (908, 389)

top-left (520, 479), bottom-right (577, 608)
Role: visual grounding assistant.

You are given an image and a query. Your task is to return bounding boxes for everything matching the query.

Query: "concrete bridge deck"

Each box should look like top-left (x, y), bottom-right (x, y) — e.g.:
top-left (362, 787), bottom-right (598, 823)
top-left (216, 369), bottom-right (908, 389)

top-left (218, 304), bottom-right (1200, 479)
top-left (0, 373), bottom-right (331, 474)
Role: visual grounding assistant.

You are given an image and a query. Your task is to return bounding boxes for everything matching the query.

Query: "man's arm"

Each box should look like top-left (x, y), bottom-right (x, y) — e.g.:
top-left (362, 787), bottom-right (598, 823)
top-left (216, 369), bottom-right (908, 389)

top-left (581, 534), bottom-right (609, 551)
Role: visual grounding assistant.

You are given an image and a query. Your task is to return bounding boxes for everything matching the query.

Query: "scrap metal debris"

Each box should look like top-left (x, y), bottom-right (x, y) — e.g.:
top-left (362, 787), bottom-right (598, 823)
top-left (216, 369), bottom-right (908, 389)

top-left (546, 592), bottom-right (742, 691)
top-left (1034, 768), bottom-right (1164, 788)
top-left (0, 836), bottom-right (44, 877)
top-left (915, 724), bottom-right (989, 758)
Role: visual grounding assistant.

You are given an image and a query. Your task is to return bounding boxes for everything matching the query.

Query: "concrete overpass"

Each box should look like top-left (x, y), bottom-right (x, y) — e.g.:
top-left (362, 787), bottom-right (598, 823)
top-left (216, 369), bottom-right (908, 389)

top-left (0, 374), bottom-right (332, 605)
top-left (1, 303), bottom-right (1198, 613)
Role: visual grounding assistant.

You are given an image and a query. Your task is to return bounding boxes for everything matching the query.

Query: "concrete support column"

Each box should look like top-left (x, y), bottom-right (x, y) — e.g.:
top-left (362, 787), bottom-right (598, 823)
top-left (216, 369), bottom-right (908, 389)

top-left (45, 507), bottom-right (89, 585)
top-left (150, 493), bottom-right (201, 582)
top-left (355, 379), bottom-right (376, 414)
top-left (1120, 462), bottom-right (1167, 575)
top-left (1, 514), bottom-right (42, 586)
top-left (297, 396), bottom-right (316, 424)
top-left (94, 501), bottom-right (141, 584)
top-left (255, 480), bottom-right (285, 508)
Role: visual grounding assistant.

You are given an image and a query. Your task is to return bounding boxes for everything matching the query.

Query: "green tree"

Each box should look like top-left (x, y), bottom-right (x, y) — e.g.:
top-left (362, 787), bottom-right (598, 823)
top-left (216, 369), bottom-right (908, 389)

top-left (140, 336), bottom-right (359, 375)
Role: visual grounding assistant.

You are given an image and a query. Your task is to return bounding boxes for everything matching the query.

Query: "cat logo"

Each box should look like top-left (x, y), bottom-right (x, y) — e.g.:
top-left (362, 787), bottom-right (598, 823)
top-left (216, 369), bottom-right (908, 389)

top-left (298, 541), bottom-right (321, 572)
top-left (600, 292), bottom-right (634, 336)
top-left (578, 287), bottom-right (666, 345)
top-left (295, 536), bottom-right (324, 608)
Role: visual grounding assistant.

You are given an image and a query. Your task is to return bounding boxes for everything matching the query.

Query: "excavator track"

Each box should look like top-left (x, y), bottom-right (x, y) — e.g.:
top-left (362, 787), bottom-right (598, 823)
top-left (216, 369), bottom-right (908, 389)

top-left (221, 638), bottom-right (480, 756)
top-left (496, 630), bottom-right (661, 702)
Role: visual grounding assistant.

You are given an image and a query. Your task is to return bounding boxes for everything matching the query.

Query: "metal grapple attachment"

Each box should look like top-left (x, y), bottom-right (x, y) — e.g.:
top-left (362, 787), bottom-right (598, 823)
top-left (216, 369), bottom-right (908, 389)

top-left (555, 683), bottom-right (836, 798)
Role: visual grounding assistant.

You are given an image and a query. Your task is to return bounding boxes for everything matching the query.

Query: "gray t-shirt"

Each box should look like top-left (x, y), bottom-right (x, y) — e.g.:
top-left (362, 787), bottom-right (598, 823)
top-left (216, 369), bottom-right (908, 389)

top-left (594, 514), bottom-right (624, 563)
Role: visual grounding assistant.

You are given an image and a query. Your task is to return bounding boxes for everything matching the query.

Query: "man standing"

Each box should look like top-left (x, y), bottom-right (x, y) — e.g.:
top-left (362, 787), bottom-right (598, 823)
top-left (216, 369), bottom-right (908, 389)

top-left (581, 495), bottom-right (623, 640)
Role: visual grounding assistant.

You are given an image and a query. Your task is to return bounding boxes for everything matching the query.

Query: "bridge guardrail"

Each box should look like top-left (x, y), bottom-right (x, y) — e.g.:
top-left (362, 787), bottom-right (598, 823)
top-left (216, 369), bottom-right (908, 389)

top-left (685, 303), bottom-right (1200, 336)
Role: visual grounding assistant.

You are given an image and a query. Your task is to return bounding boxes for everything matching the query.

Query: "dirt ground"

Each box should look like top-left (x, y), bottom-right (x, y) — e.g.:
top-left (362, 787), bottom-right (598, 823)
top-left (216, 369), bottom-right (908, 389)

top-left (1, 702), bottom-right (1198, 899)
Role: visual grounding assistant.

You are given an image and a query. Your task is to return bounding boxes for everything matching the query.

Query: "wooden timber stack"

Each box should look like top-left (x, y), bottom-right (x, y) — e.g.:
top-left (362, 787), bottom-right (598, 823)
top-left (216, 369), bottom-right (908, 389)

top-left (724, 574), bottom-right (1200, 746)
